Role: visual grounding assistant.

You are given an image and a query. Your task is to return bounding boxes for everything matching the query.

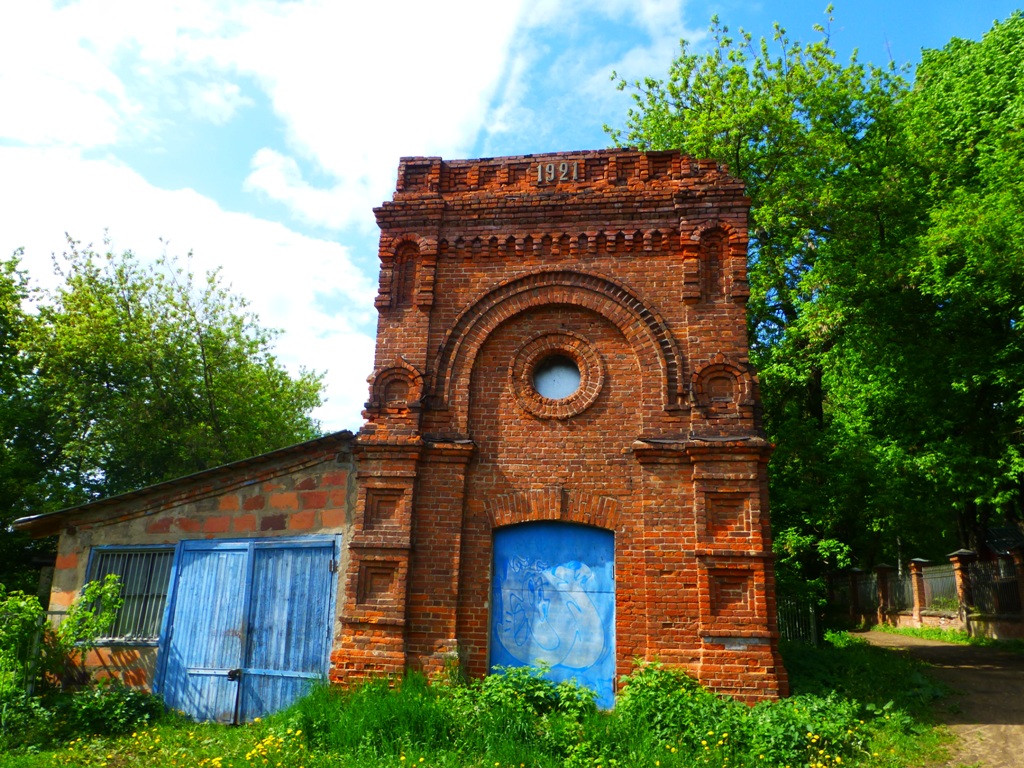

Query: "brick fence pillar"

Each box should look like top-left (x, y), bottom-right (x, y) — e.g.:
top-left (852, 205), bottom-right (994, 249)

top-left (908, 558), bottom-right (929, 626)
top-left (874, 564), bottom-right (896, 626)
top-left (848, 568), bottom-right (862, 621)
top-left (948, 549), bottom-right (977, 615)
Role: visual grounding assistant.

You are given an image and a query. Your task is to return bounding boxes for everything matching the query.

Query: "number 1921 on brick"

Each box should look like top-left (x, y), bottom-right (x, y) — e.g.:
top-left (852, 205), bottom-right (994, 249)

top-left (536, 160), bottom-right (579, 184)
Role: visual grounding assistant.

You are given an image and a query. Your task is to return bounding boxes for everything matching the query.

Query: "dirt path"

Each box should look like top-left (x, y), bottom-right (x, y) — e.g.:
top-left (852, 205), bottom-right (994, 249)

top-left (860, 630), bottom-right (1024, 768)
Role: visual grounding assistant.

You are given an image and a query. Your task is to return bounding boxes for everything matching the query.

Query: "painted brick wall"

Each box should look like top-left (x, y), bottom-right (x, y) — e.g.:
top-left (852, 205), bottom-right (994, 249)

top-left (339, 149), bottom-right (788, 702)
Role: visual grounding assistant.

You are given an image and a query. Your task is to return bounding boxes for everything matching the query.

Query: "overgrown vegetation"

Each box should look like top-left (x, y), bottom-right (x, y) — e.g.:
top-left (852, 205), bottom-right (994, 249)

top-left (609, 8), bottom-right (1024, 586)
top-left (0, 633), bottom-right (951, 767)
top-left (0, 577), bottom-right (163, 752)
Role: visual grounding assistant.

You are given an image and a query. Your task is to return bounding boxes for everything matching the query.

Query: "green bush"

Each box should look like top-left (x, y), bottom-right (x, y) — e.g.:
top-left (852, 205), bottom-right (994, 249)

top-left (785, 631), bottom-right (946, 715)
top-left (0, 683), bottom-right (164, 751)
top-left (288, 666), bottom-right (598, 765)
top-left (0, 586), bottom-right (45, 699)
top-left (52, 680), bottom-right (165, 739)
top-left (44, 574), bottom-right (124, 686)
top-left (0, 575), bottom-right (165, 752)
top-left (614, 662), bottom-right (733, 747)
top-left (745, 693), bottom-right (868, 766)
top-left (0, 693), bottom-right (53, 752)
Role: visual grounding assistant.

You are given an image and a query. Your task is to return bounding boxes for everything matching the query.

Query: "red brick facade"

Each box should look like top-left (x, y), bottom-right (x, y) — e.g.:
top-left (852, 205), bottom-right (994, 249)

top-left (336, 149), bottom-right (788, 701)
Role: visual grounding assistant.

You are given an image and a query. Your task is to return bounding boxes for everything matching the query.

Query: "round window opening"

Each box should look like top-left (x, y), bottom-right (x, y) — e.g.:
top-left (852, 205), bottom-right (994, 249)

top-left (509, 332), bottom-right (603, 420)
top-left (532, 354), bottom-right (581, 400)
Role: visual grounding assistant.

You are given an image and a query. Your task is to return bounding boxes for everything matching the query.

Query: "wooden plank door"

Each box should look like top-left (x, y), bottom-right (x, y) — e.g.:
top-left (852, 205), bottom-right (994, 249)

top-left (238, 538), bottom-right (338, 721)
top-left (158, 536), bottom-right (339, 722)
top-left (158, 540), bottom-right (251, 723)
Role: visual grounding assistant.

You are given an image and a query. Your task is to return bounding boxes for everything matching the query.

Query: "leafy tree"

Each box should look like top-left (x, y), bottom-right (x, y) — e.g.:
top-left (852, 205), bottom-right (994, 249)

top-left (0, 255), bottom-right (51, 590)
top-left (1, 239), bottom-right (324, 586)
top-left (26, 240), bottom-right (324, 504)
top-left (608, 9), bottom-right (1024, 585)
top-left (902, 13), bottom-right (1024, 546)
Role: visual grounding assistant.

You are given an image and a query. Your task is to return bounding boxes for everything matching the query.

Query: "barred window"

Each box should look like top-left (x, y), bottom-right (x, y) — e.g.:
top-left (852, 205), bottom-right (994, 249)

top-left (87, 548), bottom-right (174, 643)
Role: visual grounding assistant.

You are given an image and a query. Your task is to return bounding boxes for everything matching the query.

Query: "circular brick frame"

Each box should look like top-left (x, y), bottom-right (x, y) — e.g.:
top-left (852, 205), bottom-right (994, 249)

top-left (508, 331), bottom-right (604, 420)
top-left (367, 360), bottom-right (425, 411)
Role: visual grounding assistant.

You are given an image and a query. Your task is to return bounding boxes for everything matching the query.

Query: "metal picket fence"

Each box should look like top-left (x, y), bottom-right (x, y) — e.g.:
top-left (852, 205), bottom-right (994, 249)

top-left (969, 559), bottom-right (1021, 614)
top-left (854, 571), bottom-right (879, 610)
top-left (887, 572), bottom-right (913, 612)
top-left (922, 563), bottom-right (958, 610)
top-left (777, 597), bottom-right (819, 644)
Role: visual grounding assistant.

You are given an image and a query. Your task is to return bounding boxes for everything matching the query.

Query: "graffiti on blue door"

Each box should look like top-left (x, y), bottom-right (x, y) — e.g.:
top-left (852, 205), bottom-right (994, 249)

top-left (491, 522), bottom-right (615, 708)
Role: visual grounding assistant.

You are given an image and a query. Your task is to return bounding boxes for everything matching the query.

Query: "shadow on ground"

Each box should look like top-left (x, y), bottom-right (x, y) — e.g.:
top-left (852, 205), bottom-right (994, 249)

top-left (861, 630), bottom-right (1024, 768)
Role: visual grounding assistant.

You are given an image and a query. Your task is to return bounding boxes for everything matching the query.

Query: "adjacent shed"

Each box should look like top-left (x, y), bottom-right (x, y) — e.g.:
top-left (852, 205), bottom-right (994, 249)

top-left (14, 431), bottom-right (356, 722)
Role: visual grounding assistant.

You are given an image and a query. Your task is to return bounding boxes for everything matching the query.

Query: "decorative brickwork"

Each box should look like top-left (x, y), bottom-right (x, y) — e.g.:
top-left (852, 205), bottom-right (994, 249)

top-left (339, 148), bottom-right (787, 702)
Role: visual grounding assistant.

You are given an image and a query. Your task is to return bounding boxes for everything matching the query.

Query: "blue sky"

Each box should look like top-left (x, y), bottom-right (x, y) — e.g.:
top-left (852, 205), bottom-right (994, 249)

top-left (1, 1), bottom-right (1020, 432)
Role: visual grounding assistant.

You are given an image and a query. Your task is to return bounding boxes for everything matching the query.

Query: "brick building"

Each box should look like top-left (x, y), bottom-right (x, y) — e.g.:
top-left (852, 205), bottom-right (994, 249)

top-left (343, 148), bottom-right (786, 704)
top-left (16, 148), bottom-right (787, 719)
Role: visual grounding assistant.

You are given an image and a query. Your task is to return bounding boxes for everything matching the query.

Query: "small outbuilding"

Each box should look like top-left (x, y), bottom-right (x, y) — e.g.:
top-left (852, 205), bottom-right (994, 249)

top-left (15, 432), bottom-right (356, 722)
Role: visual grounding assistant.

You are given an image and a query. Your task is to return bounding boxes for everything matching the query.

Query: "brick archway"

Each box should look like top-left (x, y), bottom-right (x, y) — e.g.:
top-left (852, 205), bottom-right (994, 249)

top-left (431, 269), bottom-right (686, 432)
top-left (483, 486), bottom-right (622, 530)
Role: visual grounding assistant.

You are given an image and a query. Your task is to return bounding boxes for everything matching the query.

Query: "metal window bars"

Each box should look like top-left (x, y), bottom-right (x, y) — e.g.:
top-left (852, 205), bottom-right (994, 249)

top-left (88, 549), bottom-right (174, 642)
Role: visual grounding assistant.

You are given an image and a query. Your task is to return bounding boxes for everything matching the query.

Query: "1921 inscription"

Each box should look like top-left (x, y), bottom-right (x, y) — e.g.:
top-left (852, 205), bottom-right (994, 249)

top-left (536, 160), bottom-right (579, 184)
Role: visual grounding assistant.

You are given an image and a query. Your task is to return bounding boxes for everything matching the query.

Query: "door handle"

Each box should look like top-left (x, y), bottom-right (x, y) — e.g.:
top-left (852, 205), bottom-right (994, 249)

top-left (227, 668), bottom-right (242, 682)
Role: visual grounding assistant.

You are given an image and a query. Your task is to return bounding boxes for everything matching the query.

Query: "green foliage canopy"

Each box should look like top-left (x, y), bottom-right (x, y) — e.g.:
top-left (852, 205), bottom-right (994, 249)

top-left (0, 239), bottom-right (324, 586)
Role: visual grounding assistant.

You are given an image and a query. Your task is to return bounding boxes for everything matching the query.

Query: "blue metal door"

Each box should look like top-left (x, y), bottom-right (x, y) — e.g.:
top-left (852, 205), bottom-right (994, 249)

top-left (491, 522), bottom-right (615, 708)
top-left (158, 537), bottom-right (338, 722)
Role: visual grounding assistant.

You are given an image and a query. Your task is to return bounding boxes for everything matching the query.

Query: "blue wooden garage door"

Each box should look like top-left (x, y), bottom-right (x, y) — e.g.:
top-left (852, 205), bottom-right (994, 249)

top-left (491, 522), bottom-right (615, 708)
top-left (157, 537), bottom-right (339, 723)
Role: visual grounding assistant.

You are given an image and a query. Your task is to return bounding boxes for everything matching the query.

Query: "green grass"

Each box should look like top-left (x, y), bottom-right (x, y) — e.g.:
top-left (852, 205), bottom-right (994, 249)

top-left (0, 634), bottom-right (955, 768)
top-left (871, 623), bottom-right (1024, 654)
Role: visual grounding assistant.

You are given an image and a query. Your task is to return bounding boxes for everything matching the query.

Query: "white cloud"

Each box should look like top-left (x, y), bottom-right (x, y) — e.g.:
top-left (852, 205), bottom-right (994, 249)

top-left (0, 3), bottom-right (133, 147)
top-left (243, 148), bottom-right (375, 232)
top-left (4, 0), bottom-right (521, 230)
top-left (0, 145), bottom-right (377, 432)
top-left (6, 1), bottom-right (528, 229)
top-left (185, 80), bottom-right (253, 125)
top-left (207, 1), bottom-right (527, 229)
top-left (0, 0), bottom-right (540, 427)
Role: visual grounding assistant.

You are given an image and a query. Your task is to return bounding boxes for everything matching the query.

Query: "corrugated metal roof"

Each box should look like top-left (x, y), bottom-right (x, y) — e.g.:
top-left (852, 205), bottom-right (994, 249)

top-left (987, 526), bottom-right (1024, 556)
